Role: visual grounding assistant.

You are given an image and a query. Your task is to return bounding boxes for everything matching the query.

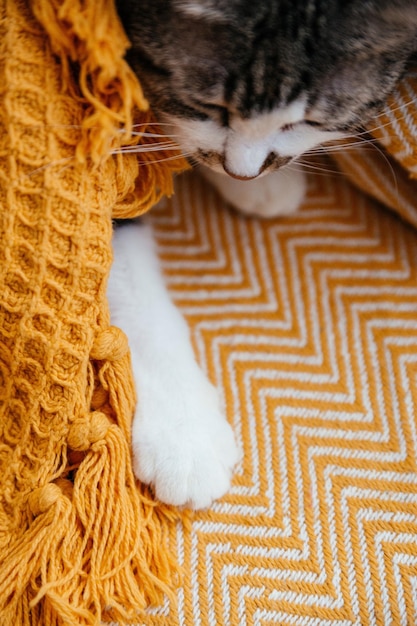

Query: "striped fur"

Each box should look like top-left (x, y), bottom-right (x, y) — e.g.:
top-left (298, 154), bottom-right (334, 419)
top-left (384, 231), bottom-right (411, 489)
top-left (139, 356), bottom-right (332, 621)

top-left (117, 0), bottom-right (417, 178)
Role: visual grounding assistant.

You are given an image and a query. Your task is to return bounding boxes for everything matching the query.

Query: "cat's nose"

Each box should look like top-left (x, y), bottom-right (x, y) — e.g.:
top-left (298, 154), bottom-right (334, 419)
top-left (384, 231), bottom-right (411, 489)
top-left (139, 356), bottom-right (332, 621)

top-left (223, 152), bottom-right (291, 180)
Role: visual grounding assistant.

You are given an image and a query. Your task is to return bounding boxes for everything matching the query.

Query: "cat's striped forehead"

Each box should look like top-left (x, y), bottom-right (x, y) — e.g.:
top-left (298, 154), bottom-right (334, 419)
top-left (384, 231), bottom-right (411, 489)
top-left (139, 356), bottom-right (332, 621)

top-left (120, 0), bottom-right (417, 127)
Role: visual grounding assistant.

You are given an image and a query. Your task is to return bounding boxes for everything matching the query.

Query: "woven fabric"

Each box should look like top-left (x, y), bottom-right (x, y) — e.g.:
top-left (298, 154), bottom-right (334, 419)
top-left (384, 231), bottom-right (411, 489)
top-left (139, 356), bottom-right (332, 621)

top-left (135, 75), bottom-right (417, 625)
top-left (138, 164), bottom-right (417, 626)
top-left (333, 69), bottom-right (417, 230)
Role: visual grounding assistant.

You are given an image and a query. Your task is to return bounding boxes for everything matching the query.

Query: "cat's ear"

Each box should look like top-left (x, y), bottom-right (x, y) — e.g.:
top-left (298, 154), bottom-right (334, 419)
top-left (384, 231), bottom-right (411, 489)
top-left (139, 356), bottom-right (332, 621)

top-left (362, 1), bottom-right (417, 54)
top-left (380, 1), bottom-right (417, 31)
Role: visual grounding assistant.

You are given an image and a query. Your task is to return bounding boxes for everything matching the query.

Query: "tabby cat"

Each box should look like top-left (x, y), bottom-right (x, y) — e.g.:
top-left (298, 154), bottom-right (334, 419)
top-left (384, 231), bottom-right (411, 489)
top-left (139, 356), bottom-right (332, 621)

top-left (107, 0), bottom-right (417, 508)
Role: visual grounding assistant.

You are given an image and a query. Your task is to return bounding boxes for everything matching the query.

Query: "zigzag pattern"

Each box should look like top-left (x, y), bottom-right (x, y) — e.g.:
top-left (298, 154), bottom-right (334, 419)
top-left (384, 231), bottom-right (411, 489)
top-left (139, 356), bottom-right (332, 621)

top-left (140, 169), bottom-right (417, 626)
top-left (333, 70), bottom-right (417, 230)
top-left (372, 70), bottom-right (417, 175)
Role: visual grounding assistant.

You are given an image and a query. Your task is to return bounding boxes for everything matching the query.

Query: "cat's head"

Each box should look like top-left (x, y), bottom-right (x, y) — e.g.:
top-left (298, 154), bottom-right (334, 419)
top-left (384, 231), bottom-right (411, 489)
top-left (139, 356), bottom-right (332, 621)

top-left (117, 0), bottom-right (417, 179)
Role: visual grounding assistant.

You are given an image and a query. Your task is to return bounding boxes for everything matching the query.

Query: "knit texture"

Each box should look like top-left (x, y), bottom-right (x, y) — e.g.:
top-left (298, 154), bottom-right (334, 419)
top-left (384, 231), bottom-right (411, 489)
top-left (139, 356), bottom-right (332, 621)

top-left (0, 0), bottom-right (187, 624)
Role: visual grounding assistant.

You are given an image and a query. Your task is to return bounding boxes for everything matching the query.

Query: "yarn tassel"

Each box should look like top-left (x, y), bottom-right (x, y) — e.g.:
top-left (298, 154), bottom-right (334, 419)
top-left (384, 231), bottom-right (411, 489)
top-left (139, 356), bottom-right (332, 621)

top-left (38, 325), bottom-right (181, 624)
top-left (31, 0), bottom-right (189, 192)
top-left (0, 324), bottom-right (181, 626)
top-left (0, 482), bottom-right (81, 625)
top-left (61, 324), bottom-right (180, 624)
top-left (31, 0), bottom-right (148, 162)
top-left (67, 413), bottom-right (178, 624)
top-left (89, 325), bottom-right (182, 609)
top-left (0, 412), bottom-right (180, 625)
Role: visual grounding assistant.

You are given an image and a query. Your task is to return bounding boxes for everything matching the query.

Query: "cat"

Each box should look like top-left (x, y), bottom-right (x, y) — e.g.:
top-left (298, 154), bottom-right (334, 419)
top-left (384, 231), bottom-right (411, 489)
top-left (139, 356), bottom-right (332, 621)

top-left (108, 0), bottom-right (417, 509)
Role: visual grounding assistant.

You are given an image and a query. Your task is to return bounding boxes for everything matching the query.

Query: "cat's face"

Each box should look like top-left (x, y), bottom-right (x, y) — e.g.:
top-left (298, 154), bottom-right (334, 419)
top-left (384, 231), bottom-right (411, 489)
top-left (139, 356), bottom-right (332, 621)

top-left (117, 0), bottom-right (417, 179)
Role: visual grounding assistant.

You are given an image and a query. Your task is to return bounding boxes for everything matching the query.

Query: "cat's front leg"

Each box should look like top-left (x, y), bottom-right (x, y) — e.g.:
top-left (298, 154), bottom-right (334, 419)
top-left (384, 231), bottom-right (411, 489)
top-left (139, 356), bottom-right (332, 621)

top-left (202, 166), bottom-right (306, 218)
top-left (107, 221), bottom-right (239, 509)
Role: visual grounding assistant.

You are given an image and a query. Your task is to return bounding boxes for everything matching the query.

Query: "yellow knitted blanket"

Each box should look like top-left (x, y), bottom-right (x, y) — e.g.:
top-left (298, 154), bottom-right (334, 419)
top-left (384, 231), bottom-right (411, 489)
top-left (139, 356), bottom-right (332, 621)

top-left (0, 1), bottom-right (187, 624)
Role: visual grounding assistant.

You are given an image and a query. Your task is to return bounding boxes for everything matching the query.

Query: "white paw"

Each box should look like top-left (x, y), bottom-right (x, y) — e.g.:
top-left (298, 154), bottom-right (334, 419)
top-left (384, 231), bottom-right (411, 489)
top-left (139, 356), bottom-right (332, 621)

top-left (132, 363), bottom-right (239, 510)
top-left (202, 166), bottom-right (306, 218)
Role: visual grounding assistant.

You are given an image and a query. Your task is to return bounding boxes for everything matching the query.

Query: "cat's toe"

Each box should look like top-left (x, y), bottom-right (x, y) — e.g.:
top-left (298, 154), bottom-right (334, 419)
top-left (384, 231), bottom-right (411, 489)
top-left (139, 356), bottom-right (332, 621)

top-left (182, 419), bottom-right (240, 509)
top-left (132, 416), bottom-right (239, 509)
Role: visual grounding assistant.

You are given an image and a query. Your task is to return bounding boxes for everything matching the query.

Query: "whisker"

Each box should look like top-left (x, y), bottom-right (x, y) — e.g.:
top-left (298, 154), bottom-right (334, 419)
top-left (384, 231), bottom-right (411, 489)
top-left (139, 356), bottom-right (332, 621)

top-left (110, 143), bottom-right (183, 155)
top-left (287, 164), bottom-right (340, 179)
top-left (370, 97), bottom-right (416, 120)
top-left (129, 131), bottom-right (181, 139)
top-left (136, 152), bottom-right (193, 166)
top-left (4, 121), bottom-right (180, 138)
top-left (116, 140), bottom-right (180, 149)
top-left (306, 142), bottom-right (375, 155)
top-left (365, 117), bottom-right (408, 136)
top-left (304, 136), bottom-right (381, 156)
top-left (291, 160), bottom-right (344, 176)
top-left (359, 101), bottom-right (417, 136)
top-left (303, 142), bottom-right (400, 205)
top-left (24, 157), bottom-right (74, 178)
top-left (363, 139), bottom-right (399, 202)
top-left (315, 109), bottom-right (416, 145)
top-left (131, 122), bottom-right (178, 129)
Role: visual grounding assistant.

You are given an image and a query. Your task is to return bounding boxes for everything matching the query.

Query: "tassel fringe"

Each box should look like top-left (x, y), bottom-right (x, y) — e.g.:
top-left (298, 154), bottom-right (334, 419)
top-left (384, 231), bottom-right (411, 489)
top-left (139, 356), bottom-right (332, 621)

top-left (31, 0), bottom-right (189, 208)
top-left (0, 328), bottom-right (181, 625)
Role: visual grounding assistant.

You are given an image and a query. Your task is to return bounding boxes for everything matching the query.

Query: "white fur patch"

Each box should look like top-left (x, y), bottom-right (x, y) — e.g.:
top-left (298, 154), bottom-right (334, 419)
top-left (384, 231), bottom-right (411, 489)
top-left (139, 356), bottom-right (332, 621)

top-left (165, 97), bottom-right (345, 179)
top-left (108, 222), bottom-right (239, 509)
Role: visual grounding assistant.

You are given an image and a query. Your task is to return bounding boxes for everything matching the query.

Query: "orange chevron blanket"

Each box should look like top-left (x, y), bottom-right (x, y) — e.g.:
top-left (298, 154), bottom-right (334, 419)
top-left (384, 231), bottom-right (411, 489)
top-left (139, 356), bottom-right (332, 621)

top-left (137, 74), bottom-right (417, 625)
top-left (334, 68), bottom-right (417, 230)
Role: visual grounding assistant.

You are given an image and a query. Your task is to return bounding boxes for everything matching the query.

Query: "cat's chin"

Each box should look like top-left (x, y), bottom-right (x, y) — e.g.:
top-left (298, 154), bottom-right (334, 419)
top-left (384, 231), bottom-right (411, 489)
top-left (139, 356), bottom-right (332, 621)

top-left (200, 166), bottom-right (306, 218)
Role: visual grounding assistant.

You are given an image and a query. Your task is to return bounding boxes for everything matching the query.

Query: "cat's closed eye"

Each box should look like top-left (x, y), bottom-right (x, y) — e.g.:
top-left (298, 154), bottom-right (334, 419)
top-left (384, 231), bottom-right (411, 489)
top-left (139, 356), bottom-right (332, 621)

top-left (281, 120), bottom-right (322, 132)
top-left (190, 98), bottom-right (229, 124)
top-left (304, 120), bottom-right (322, 128)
